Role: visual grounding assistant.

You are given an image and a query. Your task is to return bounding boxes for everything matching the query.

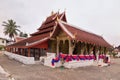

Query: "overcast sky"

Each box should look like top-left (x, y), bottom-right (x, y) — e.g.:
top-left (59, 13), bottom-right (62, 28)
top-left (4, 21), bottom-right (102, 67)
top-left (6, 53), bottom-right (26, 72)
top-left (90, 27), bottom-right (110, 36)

top-left (0, 0), bottom-right (120, 46)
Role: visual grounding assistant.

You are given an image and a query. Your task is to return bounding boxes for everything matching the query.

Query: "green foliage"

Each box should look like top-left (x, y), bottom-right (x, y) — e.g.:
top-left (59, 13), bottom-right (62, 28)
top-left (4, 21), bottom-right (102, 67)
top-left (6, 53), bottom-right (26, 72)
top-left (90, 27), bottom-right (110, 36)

top-left (112, 52), bottom-right (117, 58)
top-left (108, 52), bottom-right (112, 56)
top-left (2, 19), bottom-right (20, 40)
top-left (0, 46), bottom-right (4, 51)
top-left (19, 32), bottom-right (28, 37)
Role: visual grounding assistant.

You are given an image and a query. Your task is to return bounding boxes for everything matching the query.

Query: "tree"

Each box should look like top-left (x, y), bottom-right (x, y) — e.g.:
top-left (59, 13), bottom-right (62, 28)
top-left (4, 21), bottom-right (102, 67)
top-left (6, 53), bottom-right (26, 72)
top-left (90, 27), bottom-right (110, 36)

top-left (19, 32), bottom-right (28, 37)
top-left (2, 19), bottom-right (20, 40)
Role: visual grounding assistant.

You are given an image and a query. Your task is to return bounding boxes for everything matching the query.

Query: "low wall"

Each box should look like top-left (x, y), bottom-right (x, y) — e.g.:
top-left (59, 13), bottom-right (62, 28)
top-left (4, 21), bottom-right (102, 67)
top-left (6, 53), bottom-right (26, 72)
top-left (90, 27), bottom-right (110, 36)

top-left (42, 52), bottom-right (56, 68)
top-left (42, 53), bottom-right (95, 68)
top-left (63, 60), bottom-right (94, 68)
top-left (4, 51), bottom-right (108, 68)
top-left (4, 51), bottom-right (35, 64)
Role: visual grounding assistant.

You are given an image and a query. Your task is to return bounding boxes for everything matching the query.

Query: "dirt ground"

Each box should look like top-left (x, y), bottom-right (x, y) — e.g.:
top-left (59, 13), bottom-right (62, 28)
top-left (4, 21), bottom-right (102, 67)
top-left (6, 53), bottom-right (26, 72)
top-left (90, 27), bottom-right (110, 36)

top-left (0, 53), bottom-right (120, 80)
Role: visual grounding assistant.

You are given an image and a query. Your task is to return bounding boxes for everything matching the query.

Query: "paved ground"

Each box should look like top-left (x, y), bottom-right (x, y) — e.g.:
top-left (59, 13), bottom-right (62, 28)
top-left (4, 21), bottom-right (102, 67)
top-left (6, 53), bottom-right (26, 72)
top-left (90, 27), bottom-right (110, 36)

top-left (0, 53), bottom-right (120, 80)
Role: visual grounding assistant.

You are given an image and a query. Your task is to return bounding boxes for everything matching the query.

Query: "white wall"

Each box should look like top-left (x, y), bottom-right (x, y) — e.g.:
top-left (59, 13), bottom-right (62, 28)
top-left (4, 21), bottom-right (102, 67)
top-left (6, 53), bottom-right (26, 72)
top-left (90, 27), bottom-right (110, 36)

top-left (41, 53), bottom-right (95, 68)
top-left (64, 60), bottom-right (94, 68)
top-left (42, 52), bottom-right (56, 68)
top-left (4, 51), bottom-right (35, 64)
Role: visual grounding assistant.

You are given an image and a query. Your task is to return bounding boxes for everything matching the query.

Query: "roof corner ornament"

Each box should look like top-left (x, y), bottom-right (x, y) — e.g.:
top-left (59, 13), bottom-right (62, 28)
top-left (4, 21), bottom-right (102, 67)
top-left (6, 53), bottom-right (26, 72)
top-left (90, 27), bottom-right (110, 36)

top-left (50, 25), bottom-right (57, 37)
top-left (50, 32), bottom-right (52, 37)
top-left (73, 35), bottom-right (75, 39)
top-left (73, 32), bottom-right (77, 39)
top-left (58, 9), bottom-right (60, 13)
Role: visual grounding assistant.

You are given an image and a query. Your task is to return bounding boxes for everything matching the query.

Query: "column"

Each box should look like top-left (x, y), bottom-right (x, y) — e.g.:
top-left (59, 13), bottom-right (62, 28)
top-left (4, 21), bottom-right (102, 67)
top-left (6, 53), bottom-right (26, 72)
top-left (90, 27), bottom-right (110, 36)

top-left (56, 37), bottom-right (60, 55)
top-left (96, 46), bottom-right (100, 62)
top-left (39, 48), bottom-right (41, 57)
top-left (28, 48), bottom-right (30, 57)
top-left (69, 40), bottom-right (72, 55)
top-left (18, 48), bottom-right (20, 55)
top-left (22, 48), bottom-right (24, 56)
top-left (10, 48), bottom-right (12, 52)
top-left (12, 48), bottom-right (13, 53)
top-left (10, 48), bottom-right (11, 52)
top-left (14, 48), bottom-right (16, 53)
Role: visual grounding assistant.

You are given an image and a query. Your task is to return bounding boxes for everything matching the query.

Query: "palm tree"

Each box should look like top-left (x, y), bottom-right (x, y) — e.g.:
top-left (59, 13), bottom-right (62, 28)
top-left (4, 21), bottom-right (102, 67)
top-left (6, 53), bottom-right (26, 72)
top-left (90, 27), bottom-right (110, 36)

top-left (2, 19), bottom-right (20, 40)
top-left (19, 32), bottom-right (28, 37)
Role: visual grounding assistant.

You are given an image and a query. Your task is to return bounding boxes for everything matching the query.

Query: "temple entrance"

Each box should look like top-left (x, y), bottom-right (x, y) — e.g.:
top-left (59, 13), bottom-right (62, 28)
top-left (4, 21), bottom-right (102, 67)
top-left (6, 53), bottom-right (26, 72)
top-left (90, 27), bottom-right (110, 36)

top-left (59, 40), bottom-right (69, 54)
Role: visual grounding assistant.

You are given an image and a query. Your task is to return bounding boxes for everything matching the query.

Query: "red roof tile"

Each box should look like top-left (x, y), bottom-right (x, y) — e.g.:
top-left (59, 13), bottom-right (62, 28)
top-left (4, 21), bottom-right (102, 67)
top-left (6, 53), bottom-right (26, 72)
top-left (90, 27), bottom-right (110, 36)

top-left (44, 13), bottom-right (58, 24)
top-left (8, 32), bottom-right (50, 47)
top-left (61, 22), bottom-right (111, 48)
top-left (15, 37), bottom-right (26, 42)
top-left (31, 27), bottom-right (54, 36)
top-left (40, 21), bottom-right (56, 30)
top-left (37, 12), bottom-right (66, 30)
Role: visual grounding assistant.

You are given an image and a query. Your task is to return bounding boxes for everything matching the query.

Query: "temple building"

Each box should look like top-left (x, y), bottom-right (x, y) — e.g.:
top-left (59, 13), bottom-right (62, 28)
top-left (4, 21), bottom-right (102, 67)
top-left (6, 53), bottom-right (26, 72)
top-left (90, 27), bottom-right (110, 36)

top-left (6, 12), bottom-right (112, 65)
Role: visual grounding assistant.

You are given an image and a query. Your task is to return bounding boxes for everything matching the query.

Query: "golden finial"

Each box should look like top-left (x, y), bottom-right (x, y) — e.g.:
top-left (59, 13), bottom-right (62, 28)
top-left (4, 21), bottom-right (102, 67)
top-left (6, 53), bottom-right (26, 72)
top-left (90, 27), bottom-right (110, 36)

top-left (56, 16), bottom-right (59, 22)
top-left (50, 32), bottom-right (52, 37)
top-left (58, 9), bottom-right (60, 13)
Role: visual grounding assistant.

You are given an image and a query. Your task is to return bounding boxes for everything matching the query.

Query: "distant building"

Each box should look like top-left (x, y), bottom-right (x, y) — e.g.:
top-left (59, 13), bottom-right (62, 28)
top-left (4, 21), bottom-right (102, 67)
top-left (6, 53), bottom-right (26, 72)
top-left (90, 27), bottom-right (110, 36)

top-left (0, 37), bottom-right (7, 46)
top-left (0, 37), bottom-right (14, 46)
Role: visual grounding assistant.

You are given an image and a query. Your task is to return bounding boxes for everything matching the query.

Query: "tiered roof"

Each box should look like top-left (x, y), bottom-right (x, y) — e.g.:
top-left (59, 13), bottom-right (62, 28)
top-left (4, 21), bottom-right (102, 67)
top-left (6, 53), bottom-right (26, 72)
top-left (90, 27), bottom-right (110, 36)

top-left (7, 11), bottom-right (112, 48)
top-left (31, 12), bottom-right (66, 36)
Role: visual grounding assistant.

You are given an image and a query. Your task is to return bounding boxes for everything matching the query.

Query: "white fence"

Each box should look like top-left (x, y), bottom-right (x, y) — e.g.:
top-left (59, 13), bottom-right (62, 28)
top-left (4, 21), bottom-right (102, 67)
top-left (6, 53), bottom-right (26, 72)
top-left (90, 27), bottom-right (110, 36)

top-left (4, 51), bottom-right (109, 68)
top-left (4, 51), bottom-right (35, 64)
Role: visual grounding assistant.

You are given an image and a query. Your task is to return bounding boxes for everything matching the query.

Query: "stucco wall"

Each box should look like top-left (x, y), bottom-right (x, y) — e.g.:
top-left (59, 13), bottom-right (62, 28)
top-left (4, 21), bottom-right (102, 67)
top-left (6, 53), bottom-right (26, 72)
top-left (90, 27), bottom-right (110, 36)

top-left (4, 51), bottom-right (35, 64)
top-left (41, 53), bottom-right (95, 68)
top-left (42, 52), bottom-right (56, 68)
top-left (63, 60), bottom-right (94, 68)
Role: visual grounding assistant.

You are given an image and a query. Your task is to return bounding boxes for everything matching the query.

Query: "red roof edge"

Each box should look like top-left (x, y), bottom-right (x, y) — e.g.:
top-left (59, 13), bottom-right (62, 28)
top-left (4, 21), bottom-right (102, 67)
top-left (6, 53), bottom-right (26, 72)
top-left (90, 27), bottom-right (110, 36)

top-left (27, 37), bottom-right (50, 48)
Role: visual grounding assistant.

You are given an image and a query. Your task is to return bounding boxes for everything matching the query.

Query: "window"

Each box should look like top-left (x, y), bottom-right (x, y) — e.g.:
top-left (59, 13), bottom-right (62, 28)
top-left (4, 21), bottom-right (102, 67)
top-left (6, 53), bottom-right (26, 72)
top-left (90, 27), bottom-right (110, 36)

top-left (2, 40), bottom-right (4, 43)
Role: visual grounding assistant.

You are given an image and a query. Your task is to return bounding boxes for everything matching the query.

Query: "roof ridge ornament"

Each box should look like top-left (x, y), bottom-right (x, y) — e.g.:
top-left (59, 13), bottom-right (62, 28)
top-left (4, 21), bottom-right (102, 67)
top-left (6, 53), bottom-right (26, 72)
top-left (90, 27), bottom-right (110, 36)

top-left (50, 32), bottom-right (52, 37)
top-left (58, 9), bottom-right (60, 14)
top-left (50, 25), bottom-right (57, 37)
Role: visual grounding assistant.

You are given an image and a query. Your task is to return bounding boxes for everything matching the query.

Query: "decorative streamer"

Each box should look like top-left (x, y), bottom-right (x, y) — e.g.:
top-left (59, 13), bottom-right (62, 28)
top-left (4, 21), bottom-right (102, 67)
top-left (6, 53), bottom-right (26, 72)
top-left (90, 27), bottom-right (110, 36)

top-left (51, 53), bottom-right (96, 66)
